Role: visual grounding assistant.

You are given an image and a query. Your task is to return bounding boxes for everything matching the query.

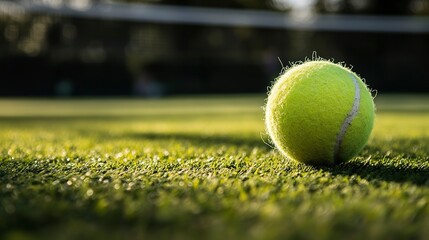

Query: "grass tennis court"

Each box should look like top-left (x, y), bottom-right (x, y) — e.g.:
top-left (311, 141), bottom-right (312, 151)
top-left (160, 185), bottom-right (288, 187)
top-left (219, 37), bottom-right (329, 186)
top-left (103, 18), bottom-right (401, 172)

top-left (0, 95), bottom-right (428, 239)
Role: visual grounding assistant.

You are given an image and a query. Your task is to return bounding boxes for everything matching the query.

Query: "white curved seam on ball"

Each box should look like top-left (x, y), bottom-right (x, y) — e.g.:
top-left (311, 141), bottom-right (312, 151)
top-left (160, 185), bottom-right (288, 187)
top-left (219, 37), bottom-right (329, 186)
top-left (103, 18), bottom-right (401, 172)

top-left (333, 73), bottom-right (361, 161)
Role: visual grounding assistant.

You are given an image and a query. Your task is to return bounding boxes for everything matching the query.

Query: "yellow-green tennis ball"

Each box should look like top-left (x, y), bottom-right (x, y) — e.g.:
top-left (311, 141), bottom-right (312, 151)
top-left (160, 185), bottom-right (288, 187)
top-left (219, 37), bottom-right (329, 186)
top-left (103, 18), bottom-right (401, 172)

top-left (265, 60), bottom-right (375, 165)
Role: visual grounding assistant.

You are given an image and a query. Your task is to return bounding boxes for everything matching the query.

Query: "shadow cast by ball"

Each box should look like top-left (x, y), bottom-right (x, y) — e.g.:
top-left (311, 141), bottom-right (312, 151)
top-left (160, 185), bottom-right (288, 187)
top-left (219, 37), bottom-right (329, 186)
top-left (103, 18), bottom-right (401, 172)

top-left (124, 132), bottom-right (272, 150)
top-left (321, 161), bottom-right (429, 186)
top-left (318, 136), bottom-right (429, 186)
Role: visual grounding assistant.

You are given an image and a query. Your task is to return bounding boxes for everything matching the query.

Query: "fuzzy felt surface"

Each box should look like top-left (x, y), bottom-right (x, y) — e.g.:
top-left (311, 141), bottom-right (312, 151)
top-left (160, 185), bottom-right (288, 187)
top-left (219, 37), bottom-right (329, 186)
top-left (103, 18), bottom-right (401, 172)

top-left (265, 61), bottom-right (375, 165)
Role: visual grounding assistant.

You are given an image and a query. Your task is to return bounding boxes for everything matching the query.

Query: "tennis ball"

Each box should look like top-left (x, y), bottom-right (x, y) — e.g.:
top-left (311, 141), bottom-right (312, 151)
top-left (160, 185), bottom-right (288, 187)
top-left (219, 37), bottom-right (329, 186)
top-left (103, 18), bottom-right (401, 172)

top-left (265, 60), bottom-right (375, 165)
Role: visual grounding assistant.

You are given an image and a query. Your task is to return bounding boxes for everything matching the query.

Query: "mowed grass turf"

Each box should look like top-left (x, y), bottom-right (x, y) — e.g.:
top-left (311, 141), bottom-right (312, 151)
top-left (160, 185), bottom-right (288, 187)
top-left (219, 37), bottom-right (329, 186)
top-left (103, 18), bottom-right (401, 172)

top-left (0, 95), bottom-right (428, 240)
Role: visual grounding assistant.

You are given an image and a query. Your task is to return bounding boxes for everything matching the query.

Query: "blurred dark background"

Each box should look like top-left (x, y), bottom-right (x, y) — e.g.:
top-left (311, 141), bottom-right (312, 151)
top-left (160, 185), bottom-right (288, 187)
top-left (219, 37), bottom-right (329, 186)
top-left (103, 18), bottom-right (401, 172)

top-left (0, 0), bottom-right (428, 97)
